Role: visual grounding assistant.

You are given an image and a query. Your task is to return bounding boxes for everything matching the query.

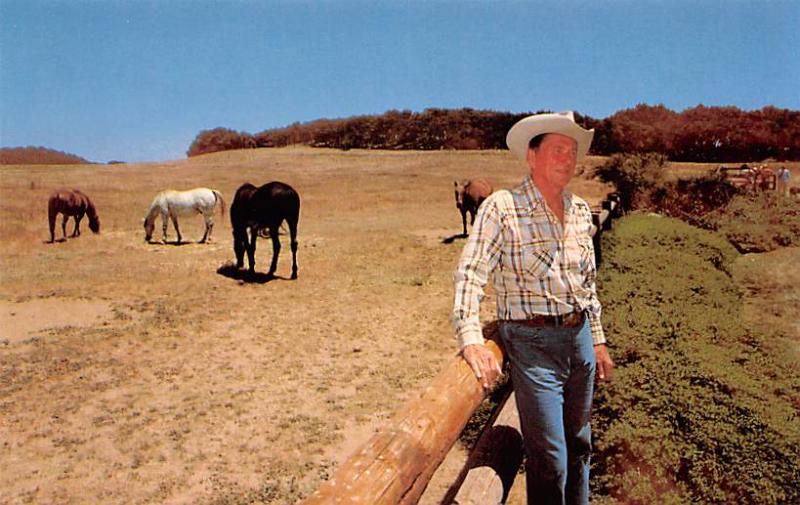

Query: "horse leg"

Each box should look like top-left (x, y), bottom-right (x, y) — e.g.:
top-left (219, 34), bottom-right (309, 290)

top-left (160, 212), bottom-right (168, 243)
top-left (246, 227), bottom-right (257, 273)
top-left (48, 210), bottom-right (57, 243)
top-left (61, 215), bottom-right (68, 240)
top-left (289, 220), bottom-right (299, 280)
top-left (200, 213), bottom-right (212, 243)
top-left (461, 209), bottom-right (468, 236)
top-left (171, 215), bottom-right (182, 244)
top-left (469, 208), bottom-right (476, 226)
top-left (268, 227), bottom-right (281, 277)
top-left (233, 227), bottom-right (246, 268)
top-left (72, 214), bottom-right (83, 237)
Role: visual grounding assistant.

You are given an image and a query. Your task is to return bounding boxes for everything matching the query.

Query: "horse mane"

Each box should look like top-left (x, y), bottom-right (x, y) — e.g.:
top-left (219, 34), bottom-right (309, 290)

top-left (143, 197), bottom-right (162, 227)
top-left (73, 190), bottom-right (100, 233)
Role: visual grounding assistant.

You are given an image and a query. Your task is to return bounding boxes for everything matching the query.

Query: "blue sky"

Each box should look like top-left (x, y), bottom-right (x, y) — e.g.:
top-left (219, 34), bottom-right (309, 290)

top-left (1, 0), bottom-right (798, 163)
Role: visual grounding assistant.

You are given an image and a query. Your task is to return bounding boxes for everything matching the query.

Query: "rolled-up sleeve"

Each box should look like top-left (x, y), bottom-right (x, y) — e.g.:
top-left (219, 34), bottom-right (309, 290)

top-left (452, 196), bottom-right (504, 350)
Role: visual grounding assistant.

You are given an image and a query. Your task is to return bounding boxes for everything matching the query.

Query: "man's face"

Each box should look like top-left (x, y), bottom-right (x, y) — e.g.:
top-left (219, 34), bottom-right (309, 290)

top-left (527, 133), bottom-right (578, 192)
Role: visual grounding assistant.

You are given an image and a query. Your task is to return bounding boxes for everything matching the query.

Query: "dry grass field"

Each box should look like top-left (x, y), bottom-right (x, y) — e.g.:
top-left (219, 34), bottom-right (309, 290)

top-left (3, 147), bottom-right (793, 504)
top-left (0, 147), bottom-right (614, 505)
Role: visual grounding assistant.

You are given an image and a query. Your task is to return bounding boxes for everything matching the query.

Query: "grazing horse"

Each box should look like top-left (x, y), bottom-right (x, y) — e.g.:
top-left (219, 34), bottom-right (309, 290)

top-left (454, 178), bottom-right (493, 236)
top-left (231, 181), bottom-right (300, 279)
top-left (143, 188), bottom-right (225, 244)
top-left (48, 189), bottom-right (100, 243)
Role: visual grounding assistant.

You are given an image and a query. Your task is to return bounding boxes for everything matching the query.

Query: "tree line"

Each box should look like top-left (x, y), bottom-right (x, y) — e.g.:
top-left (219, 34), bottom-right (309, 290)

top-left (187, 104), bottom-right (800, 162)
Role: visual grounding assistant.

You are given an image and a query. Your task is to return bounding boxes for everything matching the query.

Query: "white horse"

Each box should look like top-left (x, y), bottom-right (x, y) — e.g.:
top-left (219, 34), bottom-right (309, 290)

top-left (143, 188), bottom-right (225, 244)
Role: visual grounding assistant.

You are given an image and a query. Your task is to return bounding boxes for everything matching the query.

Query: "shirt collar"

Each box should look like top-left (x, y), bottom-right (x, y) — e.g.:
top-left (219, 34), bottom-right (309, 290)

top-left (519, 175), bottom-right (574, 213)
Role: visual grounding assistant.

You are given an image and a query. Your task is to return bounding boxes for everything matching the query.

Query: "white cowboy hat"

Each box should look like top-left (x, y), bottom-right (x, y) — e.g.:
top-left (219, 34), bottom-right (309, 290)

top-left (506, 111), bottom-right (595, 161)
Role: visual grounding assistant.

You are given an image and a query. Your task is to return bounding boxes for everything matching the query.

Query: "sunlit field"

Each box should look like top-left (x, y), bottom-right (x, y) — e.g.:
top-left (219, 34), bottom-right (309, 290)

top-left (3, 147), bottom-right (795, 504)
top-left (0, 147), bottom-right (614, 504)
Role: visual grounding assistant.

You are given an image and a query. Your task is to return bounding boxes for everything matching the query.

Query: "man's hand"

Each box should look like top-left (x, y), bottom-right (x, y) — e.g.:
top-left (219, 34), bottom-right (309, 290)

top-left (462, 343), bottom-right (503, 390)
top-left (594, 343), bottom-right (614, 382)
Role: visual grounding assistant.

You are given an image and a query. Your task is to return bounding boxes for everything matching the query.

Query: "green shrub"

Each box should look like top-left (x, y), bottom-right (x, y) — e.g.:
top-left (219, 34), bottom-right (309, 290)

top-left (594, 153), bottom-right (668, 212)
top-left (596, 152), bottom-right (800, 254)
top-left (592, 214), bottom-right (800, 504)
top-left (700, 192), bottom-right (800, 252)
top-left (651, 172), bottom-right (741, 226)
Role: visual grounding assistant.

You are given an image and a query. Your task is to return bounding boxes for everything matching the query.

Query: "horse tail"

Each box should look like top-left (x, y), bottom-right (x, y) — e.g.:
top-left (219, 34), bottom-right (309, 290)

top-left (47, 192), bottom-right (58, 215)
top-left (47, 193), bottom-right (59, 239)
top-left (213, 189), bottom-right (226, 218)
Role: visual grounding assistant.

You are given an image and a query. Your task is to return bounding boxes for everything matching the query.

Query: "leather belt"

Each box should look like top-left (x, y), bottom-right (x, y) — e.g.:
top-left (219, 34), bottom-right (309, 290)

top-left (504, 311), bottom-right (584, 328)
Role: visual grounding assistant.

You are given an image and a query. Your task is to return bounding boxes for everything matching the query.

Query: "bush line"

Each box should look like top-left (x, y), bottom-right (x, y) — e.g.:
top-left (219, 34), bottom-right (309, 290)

top-left (591, 214), bottom-right (800, 504)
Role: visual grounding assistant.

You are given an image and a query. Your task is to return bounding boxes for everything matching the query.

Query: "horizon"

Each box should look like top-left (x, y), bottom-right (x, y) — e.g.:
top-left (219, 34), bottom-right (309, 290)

top-left (2, 0), bottom-right (799, 163)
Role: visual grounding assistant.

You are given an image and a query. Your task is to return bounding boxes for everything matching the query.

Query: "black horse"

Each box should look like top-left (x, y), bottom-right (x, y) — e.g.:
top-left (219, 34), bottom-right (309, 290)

top-left (230, 181), bottom-right (300, 279)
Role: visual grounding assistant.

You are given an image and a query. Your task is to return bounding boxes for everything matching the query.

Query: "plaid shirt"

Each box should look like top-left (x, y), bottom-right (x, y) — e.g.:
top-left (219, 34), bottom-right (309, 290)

top-left (452, 175), bottom-right (606, 349)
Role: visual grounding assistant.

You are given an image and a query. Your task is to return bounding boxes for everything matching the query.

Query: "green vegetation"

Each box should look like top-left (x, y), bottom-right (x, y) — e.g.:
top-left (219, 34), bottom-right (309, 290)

top-left (596, 152), bottom-right (800, 253)
top-left (595, 152), bottom-right (669, 212)
top-left (591, 214), bottom-right (800, 504)
top-left (701, 192), bottom-right (800, 253)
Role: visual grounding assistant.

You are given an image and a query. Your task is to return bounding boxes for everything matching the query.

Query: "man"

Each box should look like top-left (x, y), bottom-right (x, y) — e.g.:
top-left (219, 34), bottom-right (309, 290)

top-left (452, 111), bottom-right (614, 505)
top-left (778, 166), bottom-right (791, 196)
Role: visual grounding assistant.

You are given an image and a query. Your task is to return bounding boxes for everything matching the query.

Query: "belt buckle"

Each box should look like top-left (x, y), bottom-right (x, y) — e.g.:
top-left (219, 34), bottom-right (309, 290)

top-left (557, 311), bottom-right (579, 327)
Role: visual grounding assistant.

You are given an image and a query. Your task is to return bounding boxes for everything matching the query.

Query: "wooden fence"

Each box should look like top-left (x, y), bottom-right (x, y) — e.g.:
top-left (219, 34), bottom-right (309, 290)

top-left (300, 193), bottom-right (621, 504)
top-left (716, 165), bottom-right (777, 192)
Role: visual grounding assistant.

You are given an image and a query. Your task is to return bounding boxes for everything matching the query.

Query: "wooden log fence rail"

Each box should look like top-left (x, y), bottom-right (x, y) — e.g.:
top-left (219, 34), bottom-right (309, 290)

top-left (300, 192), bottom-right (621, 505)
top-left (442, 390), bottom-right (523, 505)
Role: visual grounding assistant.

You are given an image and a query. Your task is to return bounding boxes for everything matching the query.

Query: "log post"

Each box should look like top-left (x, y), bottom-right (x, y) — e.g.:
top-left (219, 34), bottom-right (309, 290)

top-left (444, 391), bottom-right (524, 505)
top-left (300, 338), bottom-right (505, 505)
top-left (600, 203), bottom-right (613, 231)
top-left (607, 193), bottom-right (621, 217)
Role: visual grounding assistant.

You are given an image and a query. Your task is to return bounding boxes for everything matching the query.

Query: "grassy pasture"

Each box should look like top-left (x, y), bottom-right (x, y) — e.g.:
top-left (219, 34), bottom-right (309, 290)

top-left (0, 147), bottom-right (613, 504)
top-left (3, 147), bottom-right (794, 504)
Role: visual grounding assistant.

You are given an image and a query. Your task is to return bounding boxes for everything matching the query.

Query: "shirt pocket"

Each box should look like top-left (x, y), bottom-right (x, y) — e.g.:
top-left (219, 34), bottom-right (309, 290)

top-left (520, 239), bottom-right (557, 278)
top-left (576, 235), bottom-right (595, 271)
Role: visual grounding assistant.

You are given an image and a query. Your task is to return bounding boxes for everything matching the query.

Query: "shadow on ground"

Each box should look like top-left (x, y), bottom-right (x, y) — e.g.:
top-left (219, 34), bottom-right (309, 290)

top-left (442, 233), bottom-right (468, 244)
top-left (216, 262), bottom-right (281, 284)
top-left (145, 240), bottom-right (203, 246)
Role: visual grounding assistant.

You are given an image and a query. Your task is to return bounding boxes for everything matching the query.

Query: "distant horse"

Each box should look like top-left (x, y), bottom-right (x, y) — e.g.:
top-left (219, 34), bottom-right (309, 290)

top-left (231, 181), bottom-right (300, 279)
top-left (48, 189), bottom-right (100, 243)
top-left (143, 188), bottom-right (225, 244)
top-left (454, 178), bottom-right (493, 236)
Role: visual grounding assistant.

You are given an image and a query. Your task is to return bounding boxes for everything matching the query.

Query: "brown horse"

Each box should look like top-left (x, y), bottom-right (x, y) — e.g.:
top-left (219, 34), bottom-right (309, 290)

top-left (454, 178), bottom-right (493, 236)
top-left (47, 189), bottom-right (100, 243)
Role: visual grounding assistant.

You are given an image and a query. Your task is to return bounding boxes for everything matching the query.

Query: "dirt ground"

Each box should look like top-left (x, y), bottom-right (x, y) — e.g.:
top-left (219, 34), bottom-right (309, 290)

top-left (732, 246), bottom-right (800, 353)
top-left (0, 147), bottom-right (615, 504)
top-left (5, 148), bottom-right (791, 504)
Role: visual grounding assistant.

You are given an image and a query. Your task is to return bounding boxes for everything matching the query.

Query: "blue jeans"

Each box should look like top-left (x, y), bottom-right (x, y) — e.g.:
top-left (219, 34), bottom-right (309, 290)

top-left (499, 316), bottom-right (596, 505)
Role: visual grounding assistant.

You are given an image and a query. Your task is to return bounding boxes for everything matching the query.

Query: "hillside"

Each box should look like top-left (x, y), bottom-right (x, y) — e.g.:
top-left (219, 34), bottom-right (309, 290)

top-left (0, 147), bottom-right (611, 504)
top-left (0, 148), bottom-right (796, 504)
top-left (0, 146), bottom-right (91, 165)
